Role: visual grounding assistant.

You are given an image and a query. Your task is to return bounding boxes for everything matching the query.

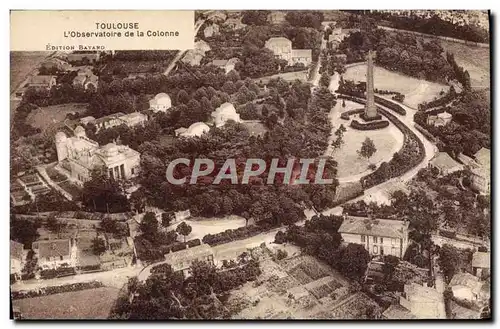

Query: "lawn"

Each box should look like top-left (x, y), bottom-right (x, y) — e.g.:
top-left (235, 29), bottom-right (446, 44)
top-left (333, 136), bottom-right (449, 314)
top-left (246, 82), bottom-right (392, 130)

top-left (343, 64), bottom-right (449, 108)
top-left (327, 100), bottom-right (404, 181)
top-left (435, 39), bottom-right (490, 89)
top-left (12, 287), bottom-right (120, 319)
top-left (26, 103), bottom-right (89, 131)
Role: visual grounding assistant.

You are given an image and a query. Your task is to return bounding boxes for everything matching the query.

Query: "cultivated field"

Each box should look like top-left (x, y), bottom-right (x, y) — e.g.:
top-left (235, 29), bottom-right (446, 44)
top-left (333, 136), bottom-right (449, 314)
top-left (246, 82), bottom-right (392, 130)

top-left (26, 103), bottom-right (89, 131)
top-left (343, 64), bottom-right (448, 108)
top-left (227, 253), bottom-right (379, 319)
top-left (12, 287), bottom-right (120, 319)
top-left (326, 100), bottom-right (404, 181)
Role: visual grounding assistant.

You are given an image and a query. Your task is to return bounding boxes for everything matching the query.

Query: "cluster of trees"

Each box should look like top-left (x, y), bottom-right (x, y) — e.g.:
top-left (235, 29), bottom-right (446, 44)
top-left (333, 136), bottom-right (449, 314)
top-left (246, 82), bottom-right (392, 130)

top-left (360, 11), bottom-right (489, 43)
top-left (338, 28), bottom-right (455, 84)
top-left (438, 244), bottom-right (474, 284)
top-left (21, 83), bottom-right (96, 108)
top-left (416, 168), bottom-right (490, 237)
top-left (276, 214), bottom-right (371, 281)
top-left (114, 258), bottom-right (261, 319)
top-left (10, 214), bottom-right (40, 248)
top-left (446, 52), bottom-right (472, 91)
top-left (81, 170), bottom-right (130, 213)
top-left (414, 89), bottom-right (490, 157)
top-left (241, 11), bottom-right (271, 26)
top-left (284, 11), bottom-right (324, 30)
top-left (128, 84), bottom-right (338, 226)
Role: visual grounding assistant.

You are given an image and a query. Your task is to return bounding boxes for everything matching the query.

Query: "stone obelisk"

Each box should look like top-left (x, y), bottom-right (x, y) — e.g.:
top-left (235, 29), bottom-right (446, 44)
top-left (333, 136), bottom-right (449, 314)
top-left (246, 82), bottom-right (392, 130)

top-left (364, 50), bottom-right (378, 119)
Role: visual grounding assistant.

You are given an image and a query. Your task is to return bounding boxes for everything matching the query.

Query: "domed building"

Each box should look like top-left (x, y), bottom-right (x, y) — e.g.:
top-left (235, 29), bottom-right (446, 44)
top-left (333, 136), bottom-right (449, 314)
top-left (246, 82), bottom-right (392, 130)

top-left (149, 93), bottom-right (172, 113)
top-left (211, 102), bottom-right (241, 127)
top-left (54, 126), bottom-right (140, 183)
top-left (175, 122), bottom-right (210, 138)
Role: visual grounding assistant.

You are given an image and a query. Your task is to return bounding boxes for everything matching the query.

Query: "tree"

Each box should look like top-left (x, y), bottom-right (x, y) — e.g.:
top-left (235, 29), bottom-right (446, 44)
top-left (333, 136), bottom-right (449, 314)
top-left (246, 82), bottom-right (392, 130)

top-left (161, 213), bottom-right (172, 228)
top-left (81, 169), bottom-right (130, 213)
top-left (10, 215), bottom-right (40, 248)
top-left (438, 244), bottom-right (460, 283)
top-left (140, 212), bottom-right (159, 237)
top-left (46, 215), bottom-right (64, 234)
top-left (176, 221), bottom-right (192, 242)
top-left (319, 72), bottom-right (330, 88)
top-left (358, 137), bottom-right (377, 160)
top-left (92, 237), bottom-right (107, 255)
top-left (338, 243), bottom-right (370, 280)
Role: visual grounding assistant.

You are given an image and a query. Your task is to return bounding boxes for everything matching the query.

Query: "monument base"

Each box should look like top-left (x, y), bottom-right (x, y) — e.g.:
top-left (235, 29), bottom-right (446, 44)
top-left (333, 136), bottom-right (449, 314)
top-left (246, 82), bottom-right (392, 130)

top-left (360, 112), bottom-right (382, 122)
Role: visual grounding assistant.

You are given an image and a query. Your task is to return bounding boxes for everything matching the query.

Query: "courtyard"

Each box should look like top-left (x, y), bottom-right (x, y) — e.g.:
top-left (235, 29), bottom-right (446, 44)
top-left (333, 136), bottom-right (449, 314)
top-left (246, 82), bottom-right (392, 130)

top-left (343, 64), bottom-right (449, 108)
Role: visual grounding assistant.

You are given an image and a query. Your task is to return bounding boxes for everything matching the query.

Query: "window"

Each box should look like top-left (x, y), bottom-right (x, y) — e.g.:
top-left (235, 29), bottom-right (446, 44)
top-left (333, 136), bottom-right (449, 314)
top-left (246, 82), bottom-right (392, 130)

top-left (380, 237), bottom-right (384, 244)
top-left (361, 235), bottom-right (366, 243)
top-left (60, 256), bottom-right (63, 261)
top-left (391, 238), bottom-right (396, 245)
top-left (380, 246), bottom-right (384, 255)
top-left (373, 237), bottom-right (378, 243)
top-left (373, 246), bottom-right (378, 254)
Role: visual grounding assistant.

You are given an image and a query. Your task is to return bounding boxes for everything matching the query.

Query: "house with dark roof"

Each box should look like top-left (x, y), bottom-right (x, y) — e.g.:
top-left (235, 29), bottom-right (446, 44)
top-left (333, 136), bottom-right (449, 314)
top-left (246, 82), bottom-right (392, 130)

top-left (32, 239), bottom-right (77, 270)
top-left (10, 240), bottom-right (25, 280)
top-left (429, 152), bottom-right (463, 176)
top-left (338, 216), bottom-right (409, 258)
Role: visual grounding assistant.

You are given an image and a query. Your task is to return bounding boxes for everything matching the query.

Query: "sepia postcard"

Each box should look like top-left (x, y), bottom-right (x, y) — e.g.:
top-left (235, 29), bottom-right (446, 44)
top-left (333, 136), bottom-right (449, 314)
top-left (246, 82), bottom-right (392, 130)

top-left (10, 9), bottom-right (491, 320)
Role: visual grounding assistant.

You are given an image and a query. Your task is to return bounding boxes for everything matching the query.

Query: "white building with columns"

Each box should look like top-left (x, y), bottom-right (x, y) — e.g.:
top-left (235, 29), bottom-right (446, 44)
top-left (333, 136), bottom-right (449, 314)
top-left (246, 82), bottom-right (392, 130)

top-left (55, 126), bottom-right (140, 183)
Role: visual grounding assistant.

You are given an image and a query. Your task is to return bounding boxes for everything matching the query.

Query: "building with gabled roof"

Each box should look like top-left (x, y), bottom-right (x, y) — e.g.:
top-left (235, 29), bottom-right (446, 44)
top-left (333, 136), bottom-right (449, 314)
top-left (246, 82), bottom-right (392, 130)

top-left (265, 37), bottom-right (313, 67)
top-left (210, 58), bottom-right (238, 74)
top-left (27, 75), bottom-right (57, 91)
top-left (338, 216), bottom-right (409, 258)
top-left (163, 244), bottom-right (215, 277)
top-left (32, 239), bottom-right (77, 270)
top-left (429, 152), bottom-right (463, 176)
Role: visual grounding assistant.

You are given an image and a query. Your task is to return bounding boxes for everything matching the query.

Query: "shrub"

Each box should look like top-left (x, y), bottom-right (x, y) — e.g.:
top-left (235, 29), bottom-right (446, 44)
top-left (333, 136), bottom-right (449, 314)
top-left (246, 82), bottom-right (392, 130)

top-left (276, 249), bottom-right (288, 260)
top-left (186, 239), bottom-right (201, 248)
top-left (350, 119), bottom-right (389, 130)
top-left (374, 95), bottom-right (406, 115)
top-left (171, 242), bottom-right (187, 252)
top-left (439, 230), bottom-right (457, 239)
top-left (274, 231), bottom-right (287, 244)
top-left (340, 108), bottom-right (364, 120)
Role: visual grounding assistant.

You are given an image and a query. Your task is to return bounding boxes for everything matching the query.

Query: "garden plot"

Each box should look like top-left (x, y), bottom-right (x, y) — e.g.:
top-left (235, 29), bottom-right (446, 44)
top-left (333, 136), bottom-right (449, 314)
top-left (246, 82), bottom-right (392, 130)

top-left (343, 64), bottom-right (448, 108)
top-left (227, 255), bottom-right (353, 319)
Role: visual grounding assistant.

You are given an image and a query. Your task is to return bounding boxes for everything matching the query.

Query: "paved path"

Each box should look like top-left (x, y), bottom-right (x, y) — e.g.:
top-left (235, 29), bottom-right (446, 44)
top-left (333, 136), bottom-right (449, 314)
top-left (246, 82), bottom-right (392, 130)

top-left (11, 266), bottom-right (142, 292)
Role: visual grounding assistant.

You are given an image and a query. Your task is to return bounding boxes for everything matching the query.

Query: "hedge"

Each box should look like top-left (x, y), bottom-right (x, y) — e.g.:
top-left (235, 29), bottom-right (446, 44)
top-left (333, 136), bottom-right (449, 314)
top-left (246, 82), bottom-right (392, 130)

top-left (350, 119), bottom-right (389, 130)
top-left (439, 230), bottom-right (457, 239)
top-left (40, 267), bottom-right (76, 280)
top-left (374, 95), bottom-right (407, 115)
top-left (340, 108), bottom-right (364, 120)
top-left (360, 107), bottom-right (426, 188)
top-left (11, 281), bottom-right (103, 300)
top-left (202, 223), bottom-right (273, 246)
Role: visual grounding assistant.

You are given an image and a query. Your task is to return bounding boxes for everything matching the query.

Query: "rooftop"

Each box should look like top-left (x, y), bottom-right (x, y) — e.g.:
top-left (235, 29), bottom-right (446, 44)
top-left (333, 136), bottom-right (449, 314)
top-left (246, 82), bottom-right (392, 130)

top-left (430, 152), bottom-right (463, 172)
top-left (472, 252), bottom-right (490, 269)
top-left (382, 304), bottom-right (416, 320)
top-left (450, 272), bottom-right (481, 291)
top-left (338, 216), bottom-right (409, 239)
top-left (32, 239), bottom-right (71, 259)
top-left (163, 244), bottom-right (214, 266)
top-left (474, 147), bottom-right (490, 167)
top-left (30, 75), bottom-right (55, 85)
top-left (11, 240), bottom-right (24, 261)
